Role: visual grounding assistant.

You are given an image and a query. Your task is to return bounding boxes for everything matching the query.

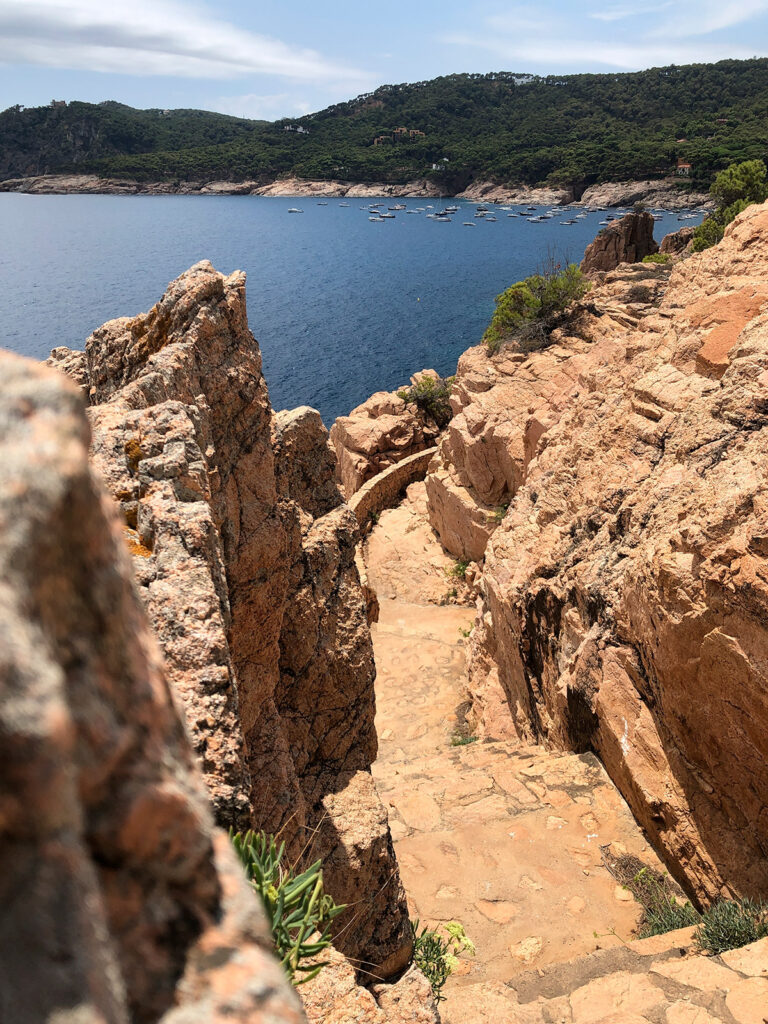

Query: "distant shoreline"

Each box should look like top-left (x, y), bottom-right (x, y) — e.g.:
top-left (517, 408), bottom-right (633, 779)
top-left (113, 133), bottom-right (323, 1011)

top-left (0, 173), bottom-right (712, 210)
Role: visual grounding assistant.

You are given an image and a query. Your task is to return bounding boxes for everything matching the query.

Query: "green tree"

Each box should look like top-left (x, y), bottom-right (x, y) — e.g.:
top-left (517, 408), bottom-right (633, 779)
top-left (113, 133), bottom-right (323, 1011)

top-left (710, 158), bottom-right (768, 207)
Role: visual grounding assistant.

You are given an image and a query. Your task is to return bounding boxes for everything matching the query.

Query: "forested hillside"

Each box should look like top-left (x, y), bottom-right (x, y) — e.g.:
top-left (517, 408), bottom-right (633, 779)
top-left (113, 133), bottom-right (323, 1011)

top-left (0, 100), bottom-right (262, 178)
top-left (3, 59), bottom-right (768, 191)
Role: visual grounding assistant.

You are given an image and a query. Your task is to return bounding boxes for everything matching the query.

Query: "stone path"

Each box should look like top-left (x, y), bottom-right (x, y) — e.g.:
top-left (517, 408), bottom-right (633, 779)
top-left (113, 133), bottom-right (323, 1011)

top-left (365, 483), bottom-right (678, 1021)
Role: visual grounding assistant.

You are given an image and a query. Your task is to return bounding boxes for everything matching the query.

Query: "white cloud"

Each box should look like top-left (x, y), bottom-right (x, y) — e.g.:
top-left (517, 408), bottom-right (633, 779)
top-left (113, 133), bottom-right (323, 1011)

top-left (650, 0), bottom-right (768, 37)
top-left (589, 3), bottom-right (672, 23)
top-left (443, 31), bottom-right (759, 69)
top-left (442, 0), bottom-right (768, 71)
top-left (0, 0), bottom-right (370, 82)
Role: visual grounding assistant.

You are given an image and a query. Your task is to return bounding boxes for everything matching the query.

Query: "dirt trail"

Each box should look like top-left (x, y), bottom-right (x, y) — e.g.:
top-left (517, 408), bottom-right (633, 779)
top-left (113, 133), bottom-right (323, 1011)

top-left (364, 482), bottom-right (669, 1020)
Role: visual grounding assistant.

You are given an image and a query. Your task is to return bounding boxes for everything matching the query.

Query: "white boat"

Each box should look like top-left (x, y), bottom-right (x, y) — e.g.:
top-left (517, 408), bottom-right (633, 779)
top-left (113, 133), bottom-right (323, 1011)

top-left (485, 216), bottom-right (497, 222)
top-left (463, 221), bottom-right (476, 226)
top-left (379, 212), bottom-right (395, 218)
top-left (339, 202), bottom-right (350, 207)
top-left (288, 208), bottom-right (303, 213)
top-left (317, 201), bottom-right (328, 206)
top-left (369, 216), bottom-right (385, 222)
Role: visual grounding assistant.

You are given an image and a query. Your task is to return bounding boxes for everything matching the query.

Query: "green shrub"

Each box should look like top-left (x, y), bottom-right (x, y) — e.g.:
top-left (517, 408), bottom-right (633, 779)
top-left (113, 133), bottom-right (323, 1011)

top-left (492, 503), bottom-right (509, 523)
top-left (617, 864), bottom-right (700, 938)
top-left (446, 558), bottom-right (469, 579)
top-left (483, 264), bottom-right (590, 354)
top-left (691, 159), bottom-right (767, 252)
top-left (230, 829), bottom-right (345, 985)
top-left (642, 252), bottom-right (671, 264)
top-left (397, 374), bottom-right (455, 428)
top-left (411, 920), bottom-right (475, 1001)
top-left (450, 733), bottom-right (478, 746)
top-left (696, 898), bottom-right (768, 954)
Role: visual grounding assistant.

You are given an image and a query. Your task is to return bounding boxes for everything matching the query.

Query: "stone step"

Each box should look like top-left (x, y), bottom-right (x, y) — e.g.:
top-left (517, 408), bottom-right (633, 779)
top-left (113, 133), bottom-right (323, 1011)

top-left (441, 931), bottom-right (768, 1024)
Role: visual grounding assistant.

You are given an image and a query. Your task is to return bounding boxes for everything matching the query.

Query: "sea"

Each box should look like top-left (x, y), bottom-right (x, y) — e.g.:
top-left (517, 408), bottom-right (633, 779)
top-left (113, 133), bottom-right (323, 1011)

top-left (0, 194), bottom-right (703, 427)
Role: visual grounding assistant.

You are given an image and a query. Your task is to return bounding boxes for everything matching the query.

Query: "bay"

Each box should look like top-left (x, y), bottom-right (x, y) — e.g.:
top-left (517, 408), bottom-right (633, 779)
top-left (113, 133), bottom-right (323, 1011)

top-left (0, 194), bottom-right (701, 426)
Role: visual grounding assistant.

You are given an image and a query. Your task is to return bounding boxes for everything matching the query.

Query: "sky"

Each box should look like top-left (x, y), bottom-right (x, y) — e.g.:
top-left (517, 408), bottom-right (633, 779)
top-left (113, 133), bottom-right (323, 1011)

top-left (1, 0), bottom-right (767, 120)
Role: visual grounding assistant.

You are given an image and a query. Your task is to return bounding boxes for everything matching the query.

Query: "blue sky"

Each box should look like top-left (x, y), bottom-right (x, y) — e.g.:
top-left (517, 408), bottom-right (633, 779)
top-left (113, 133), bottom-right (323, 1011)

top-left (1, 0), bottom-right (767, 120)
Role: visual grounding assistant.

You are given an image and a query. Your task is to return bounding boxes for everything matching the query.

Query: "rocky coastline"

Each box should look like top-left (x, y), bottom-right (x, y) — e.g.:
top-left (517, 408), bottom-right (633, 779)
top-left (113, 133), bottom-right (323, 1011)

top-left (0, 172), bottom-right (711, 207)
top-left (4, 199), bottom-right (768, 1023)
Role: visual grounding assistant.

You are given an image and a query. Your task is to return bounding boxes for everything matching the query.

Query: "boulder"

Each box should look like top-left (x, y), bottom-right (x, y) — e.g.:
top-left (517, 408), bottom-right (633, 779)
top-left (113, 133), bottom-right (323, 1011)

top-left (330, 374), bottom-right (443, 498)
top-left (580, 212), bottom-right (658, 275)
top-left (660, 225), bottom-right (696, 254)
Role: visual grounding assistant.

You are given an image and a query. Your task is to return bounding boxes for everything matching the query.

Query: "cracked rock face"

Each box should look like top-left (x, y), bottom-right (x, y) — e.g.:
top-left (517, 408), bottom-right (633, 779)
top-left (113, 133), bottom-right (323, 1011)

top-left (0, 353), bottom-right (304, 1024)
top-left (427, 203), bottom-right (768, 903)
top-left (49, 261), bottom-right (411, 980)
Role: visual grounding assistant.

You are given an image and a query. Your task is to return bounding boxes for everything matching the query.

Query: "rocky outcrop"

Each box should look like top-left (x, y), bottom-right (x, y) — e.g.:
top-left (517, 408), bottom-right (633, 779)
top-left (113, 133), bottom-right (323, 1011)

top-left (0, 351), bottom-right (304, 1024)
top-left (429, 202), bottom-right (768, 904)
top-left (330, 374), bottom-right (443, 498)
top-left (660, 225), bottom-right (696, 254)
top-left (455, 181), bottom-right (571, 205)
top-left (424, 263), bottom-right (672, 562)
top-left (253, 178), bottom-right (442, 198)
top-left (578, 179), bottom-right (711, 210)
top-left (580, 212), bottom-right (658, 274)
top-left (0, 174), bottom-right (442, 198)
top-left (48, 261), bottom-right (411, 980)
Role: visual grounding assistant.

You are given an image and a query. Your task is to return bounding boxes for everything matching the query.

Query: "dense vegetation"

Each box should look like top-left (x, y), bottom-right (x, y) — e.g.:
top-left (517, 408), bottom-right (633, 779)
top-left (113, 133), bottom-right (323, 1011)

top-left (0, 100), bottom-right (262, 178)
top-left (691, 158), bottom-right (768, 250)
top-left (3, 59), bottom-right (768, 190)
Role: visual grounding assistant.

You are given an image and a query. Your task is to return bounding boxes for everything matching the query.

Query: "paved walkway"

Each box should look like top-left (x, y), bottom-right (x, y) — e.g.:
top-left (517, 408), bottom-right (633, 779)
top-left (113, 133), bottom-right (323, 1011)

top-left (365, 483), bottom-right (679, 1021)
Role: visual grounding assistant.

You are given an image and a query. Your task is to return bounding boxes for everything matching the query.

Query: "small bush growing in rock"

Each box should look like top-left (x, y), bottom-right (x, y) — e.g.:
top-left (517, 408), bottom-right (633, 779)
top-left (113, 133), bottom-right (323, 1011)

top-left (397, 374), bottom-right (455, 428)
top-left (446, 558), bottom-right (469, 580)
top-left (230, 829), bottom-right (345, 985)
top-left (626, 284), bottom-right (655, 305)
top-left (411, 920), bottom-right (475, 1001)
top-left (450, 733), bottom-right (477, 747)
top-left (483, 264), bottom-right (590, 355)
top-left (630, 868), bottom-right (700, 938)
top-left (642, 252), bottom-right (671, 264)
top-left (492, 503), bottom-right (509, 523)
top-left (696, 898), bottom-right (768, 954)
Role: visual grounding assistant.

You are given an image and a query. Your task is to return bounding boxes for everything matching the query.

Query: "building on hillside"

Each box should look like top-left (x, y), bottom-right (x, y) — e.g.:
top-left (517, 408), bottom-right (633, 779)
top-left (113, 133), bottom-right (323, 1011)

top-left (676, 160), bottom-right (693, 176)
top-left (409, 129), bottom-right (425, 138)
top-left (393, 126), bottom-right (408, 137)
top-left (373, 135), bottom-right (393, 146)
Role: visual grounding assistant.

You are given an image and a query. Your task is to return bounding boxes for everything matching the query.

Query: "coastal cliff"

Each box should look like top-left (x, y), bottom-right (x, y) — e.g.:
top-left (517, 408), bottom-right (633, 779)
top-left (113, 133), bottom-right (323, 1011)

top-left (421, 202), bottom-right (768, 904)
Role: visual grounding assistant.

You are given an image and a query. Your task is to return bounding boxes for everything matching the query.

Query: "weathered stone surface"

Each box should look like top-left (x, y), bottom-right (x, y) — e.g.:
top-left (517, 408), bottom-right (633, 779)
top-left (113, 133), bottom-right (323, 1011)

top-left (301, 947), bottom-right (439, 1024)
top-left (580, 211), bottom-right (658, 274)
top-left (0, 352), bottom-right (303, 1024)
top-left (49, 261), bottom-right (411, 979)
top-left (448, 201), bottom-right (768, 903)
top-left (423, 263), bottom-right (668, 562)
top-left (330, 376), bottom-right (442, 498)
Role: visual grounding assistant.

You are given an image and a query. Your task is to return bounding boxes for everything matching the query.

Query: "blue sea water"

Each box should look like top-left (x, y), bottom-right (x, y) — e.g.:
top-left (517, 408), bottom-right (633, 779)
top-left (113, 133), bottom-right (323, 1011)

top-left (0, 194), bottom-right (702, 426)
